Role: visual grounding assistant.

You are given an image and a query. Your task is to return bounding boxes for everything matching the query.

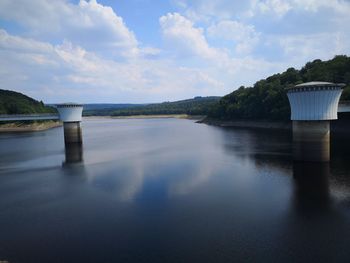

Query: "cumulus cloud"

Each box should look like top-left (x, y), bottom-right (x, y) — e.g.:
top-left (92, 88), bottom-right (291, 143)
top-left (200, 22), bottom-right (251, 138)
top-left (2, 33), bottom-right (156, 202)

top-left (0, 27), bottom-right (283, 103)
top-left (1, 0), bottom-right (349, 103)
top-left (248, 0), bottom-right (350, 17)
top-left (248, 0), bottom-right (292, 17)
top-left (207, 20), bottom-right (260, 54)
top-left (0, 0), bottom-right (139, 57)
top-left (159, 13), bottom-right (225, 61)
top-left (172, 0), bottom-right (252, 21)
top-left (174, 0), bottom-right (350, 20)
top-left (0, 29), bottom-right (53, 54)
top-left (276, 33), bottom-right (350, 65)
top-left (0, 29), bottom-right (228, 102)
top-left (158, 12), bottom-right (288, 85)
top-left (171, 0), bottom-right (350, 65)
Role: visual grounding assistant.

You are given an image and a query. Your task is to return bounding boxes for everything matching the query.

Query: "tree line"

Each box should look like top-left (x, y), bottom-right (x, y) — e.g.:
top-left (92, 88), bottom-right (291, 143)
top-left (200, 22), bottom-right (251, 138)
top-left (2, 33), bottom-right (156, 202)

top-left (0, 89), bottom-right (56, 114)
top-left (2, 55), bottom-right (350, 120)
top-left (207, 55), bottom-right (350, 121)
top-left (84, 97), bottom-right (221, 116)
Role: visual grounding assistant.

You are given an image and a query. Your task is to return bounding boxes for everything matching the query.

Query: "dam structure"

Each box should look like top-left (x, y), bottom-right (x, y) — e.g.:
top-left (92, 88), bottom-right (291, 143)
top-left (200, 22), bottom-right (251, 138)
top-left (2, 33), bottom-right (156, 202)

top-left (56, 103), bottom-right (83, 145)
top-left (287, 81), bottom-right (345, 162)
top-left (0, 103), bottom-right (84, 163)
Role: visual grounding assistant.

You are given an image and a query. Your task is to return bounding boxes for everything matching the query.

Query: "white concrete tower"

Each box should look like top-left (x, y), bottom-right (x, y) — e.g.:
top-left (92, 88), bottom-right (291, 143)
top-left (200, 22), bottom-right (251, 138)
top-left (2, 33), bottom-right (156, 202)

top-left (287, 82), bottom-right (345, 162)
top-left (56, 103), bottom-right (83, 145)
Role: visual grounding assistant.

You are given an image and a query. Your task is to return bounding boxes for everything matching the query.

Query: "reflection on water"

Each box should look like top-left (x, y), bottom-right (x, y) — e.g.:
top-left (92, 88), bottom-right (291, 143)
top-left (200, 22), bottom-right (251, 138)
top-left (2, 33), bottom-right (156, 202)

top-left (293, 162), bottom-right (330, 213)
top-left (1, 118), bottom-right (350, 262)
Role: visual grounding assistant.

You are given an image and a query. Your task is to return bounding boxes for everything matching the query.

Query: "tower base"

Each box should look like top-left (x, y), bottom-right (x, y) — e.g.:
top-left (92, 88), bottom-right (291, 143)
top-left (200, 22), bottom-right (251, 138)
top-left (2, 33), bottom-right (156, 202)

top-left (292, 121), bottom-right (330, 162)
top-left (64, 142), bottom-right (83, 164)
top-left (63, 121), bottom-right (82, 144)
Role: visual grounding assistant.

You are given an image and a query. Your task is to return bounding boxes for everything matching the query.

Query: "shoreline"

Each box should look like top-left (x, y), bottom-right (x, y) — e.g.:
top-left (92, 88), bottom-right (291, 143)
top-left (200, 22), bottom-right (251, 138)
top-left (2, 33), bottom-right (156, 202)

top-left (0, 121), bottom-right (62, 133)
top-left (0, 116), bottom-right (294, 132)
top-left (83, 114), bottom-right (205, 120)
top-left (198, 117), bottom-right (292, 130)
top-left (0, 115), bottom-right (203, 133)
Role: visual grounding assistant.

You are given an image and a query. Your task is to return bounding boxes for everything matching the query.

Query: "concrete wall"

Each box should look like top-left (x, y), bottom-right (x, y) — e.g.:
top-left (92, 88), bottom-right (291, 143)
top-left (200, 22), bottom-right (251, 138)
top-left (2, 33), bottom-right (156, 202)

top-left (287, 89), bottom-right (342, 120)
top-left (64, 142), bottom-right (83, 164)
top-left (63, 122), bottom-right (82, 144)
top-left (57, 105), bottom-right (83, 122)
top-left (293, 121), bottom-right (330, 162)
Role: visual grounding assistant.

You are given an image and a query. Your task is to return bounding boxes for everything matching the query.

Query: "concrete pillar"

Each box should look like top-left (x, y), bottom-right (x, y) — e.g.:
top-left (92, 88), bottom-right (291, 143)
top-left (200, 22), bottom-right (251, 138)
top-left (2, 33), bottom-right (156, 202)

top-left (64, 141), bottom-right (83, 164)
top-left (63, 121), bottom-right (82, 144)
top-left (292, 121), bottom-right (330, 162)
top-left (56, 104), bottom-right (84, 163)
top-left (287, 82), bottom-right (344, 162)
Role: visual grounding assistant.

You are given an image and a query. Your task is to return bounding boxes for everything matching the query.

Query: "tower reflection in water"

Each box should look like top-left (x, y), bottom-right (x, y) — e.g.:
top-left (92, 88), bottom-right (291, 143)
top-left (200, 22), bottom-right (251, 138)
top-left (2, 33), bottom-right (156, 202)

top-left (63, 142), bottom-right (84, 165)
top-left (293, 161), bottom-right (330, 213)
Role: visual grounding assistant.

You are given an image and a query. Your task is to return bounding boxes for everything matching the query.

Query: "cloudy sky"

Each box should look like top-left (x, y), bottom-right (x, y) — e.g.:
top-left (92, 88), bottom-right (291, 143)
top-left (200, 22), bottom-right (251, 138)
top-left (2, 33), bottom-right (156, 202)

top-left (0, 0), bottom-right (349, 103)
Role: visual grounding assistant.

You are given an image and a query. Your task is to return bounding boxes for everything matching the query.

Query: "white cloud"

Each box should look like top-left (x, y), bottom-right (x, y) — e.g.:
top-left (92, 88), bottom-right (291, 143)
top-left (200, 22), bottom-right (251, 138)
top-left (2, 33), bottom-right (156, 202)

top-left (276, 33), bottom-right (350, 65)
top-left (0, 0), bottom-right (139, 57)
top-left (1, 0), bottom-right (349, 103)
top-left (158, 13), bottom-right (288, 87)
top-left (207, 20), bottom-right (260, 54)
top-left (172, 0), bottom-right (252, 21)
top-left (248, 0), bottom-right (350, 17)
top-left (0, 27), bottom-right (286, 103)
top-left (0, 29), bottom-right (229, 102)
top-left (170, 0), bottom-right (350, 69)
top-left (291, 0), bottom-right (350, 14)
top-left (249, 0), bottom-right (292, 17)
top-left (173, 0), bottom-right (350, 21)
top-left (159, 13), bottom-right (225, 61)
top-left (0, 29), bottom-right (53, 54)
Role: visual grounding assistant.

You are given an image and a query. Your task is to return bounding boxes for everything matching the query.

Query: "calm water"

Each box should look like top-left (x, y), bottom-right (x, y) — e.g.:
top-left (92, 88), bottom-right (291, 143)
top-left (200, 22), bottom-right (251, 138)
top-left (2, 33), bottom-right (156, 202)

top-left (1, 118), bottom-right (350, 262)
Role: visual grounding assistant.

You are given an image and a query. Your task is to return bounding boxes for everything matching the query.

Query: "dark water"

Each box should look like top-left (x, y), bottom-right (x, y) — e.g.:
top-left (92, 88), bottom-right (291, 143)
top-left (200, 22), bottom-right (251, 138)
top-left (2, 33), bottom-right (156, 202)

top-left (1, 118), bottom-right (350, 262)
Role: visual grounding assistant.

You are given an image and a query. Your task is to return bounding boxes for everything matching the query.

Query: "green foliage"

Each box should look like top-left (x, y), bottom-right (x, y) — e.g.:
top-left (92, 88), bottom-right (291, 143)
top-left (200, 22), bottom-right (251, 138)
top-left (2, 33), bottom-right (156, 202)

top-left (83, 104), bottom-right (146, 116)
top-left (105, 97), bottom-right (221, 116)
top-left (208, 55), bottom-right (350, 121)
top-left (0, 89), bottom-right (56, 114)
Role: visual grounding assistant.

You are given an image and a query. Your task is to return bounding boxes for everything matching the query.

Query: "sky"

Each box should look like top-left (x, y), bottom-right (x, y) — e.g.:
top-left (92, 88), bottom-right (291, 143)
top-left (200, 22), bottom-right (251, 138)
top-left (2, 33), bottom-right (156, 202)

top-left (0, 0), bottom-right (349, 103)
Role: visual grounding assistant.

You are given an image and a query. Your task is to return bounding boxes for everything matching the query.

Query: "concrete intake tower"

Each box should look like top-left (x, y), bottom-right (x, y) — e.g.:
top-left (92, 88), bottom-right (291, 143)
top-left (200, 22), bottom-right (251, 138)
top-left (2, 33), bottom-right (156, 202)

top-left (287, 82), bottom-right (345, 162)
top-left (56, 103), bottom-right (83, 145)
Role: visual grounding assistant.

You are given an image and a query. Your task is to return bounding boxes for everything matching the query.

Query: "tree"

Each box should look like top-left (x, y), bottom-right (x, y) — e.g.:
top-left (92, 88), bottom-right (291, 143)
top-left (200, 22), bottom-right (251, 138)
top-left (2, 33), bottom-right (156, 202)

top-left (208, 55), bottom-right (350, 121)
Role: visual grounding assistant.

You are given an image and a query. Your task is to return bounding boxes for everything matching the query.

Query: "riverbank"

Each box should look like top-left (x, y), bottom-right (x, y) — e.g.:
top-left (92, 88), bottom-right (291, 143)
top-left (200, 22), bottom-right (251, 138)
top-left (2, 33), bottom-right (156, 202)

top-left (0, 120), bottom-right (61, 132)
top-left (198, 117), bottom-right (291, 130)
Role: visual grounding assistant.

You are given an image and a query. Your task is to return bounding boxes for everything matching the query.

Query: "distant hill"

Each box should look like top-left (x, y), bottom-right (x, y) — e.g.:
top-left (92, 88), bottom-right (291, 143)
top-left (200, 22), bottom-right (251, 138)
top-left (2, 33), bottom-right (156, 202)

top-left (7, 54), bottom-right (348, 121)
top-left (0, 89), bottom-right (220, 117)
top-left (83, 103), bottom-right (146, 116)
top-left (0, 89), bottom-right (56, 114)
top-left (207, 55), bottom-right (350, 121)
top-left (84, 96), bottom-right (221, 116)
top-left (83, 103), bottom-right (147, 111)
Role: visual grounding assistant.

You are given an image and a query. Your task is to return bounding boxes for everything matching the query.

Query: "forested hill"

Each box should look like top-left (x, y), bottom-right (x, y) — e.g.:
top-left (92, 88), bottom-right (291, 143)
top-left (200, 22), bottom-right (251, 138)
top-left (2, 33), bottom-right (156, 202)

top-left (82, 103), bottom-right (146, 116)
top-left (84, 96), bottom-right (221, 116)
top-left (0, 89), bottom-right (56, 114)
top-left (207, 55), bottom-right (350, 121)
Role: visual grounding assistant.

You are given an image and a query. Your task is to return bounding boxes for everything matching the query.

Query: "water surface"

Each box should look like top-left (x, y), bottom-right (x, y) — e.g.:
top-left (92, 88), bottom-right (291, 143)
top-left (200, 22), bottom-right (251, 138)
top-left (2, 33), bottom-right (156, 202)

top-left (1, 118), bottom-right (350, 262)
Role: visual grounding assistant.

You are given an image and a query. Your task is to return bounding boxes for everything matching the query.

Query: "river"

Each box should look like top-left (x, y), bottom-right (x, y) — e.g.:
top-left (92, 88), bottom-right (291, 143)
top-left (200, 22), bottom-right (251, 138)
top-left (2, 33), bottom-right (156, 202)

top-left (0, 118), bottom-right (350, 262)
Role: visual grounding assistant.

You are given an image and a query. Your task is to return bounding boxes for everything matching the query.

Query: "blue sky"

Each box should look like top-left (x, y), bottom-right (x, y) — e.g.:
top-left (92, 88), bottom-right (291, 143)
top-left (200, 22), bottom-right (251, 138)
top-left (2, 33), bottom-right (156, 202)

top-left (0, 0), bottom-right (349, 103)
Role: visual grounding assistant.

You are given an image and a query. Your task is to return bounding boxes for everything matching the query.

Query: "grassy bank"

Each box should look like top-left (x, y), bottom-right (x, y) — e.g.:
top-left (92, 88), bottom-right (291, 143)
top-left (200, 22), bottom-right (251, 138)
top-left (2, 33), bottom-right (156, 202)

top-left (0, 120), bottom-right (61, 132)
